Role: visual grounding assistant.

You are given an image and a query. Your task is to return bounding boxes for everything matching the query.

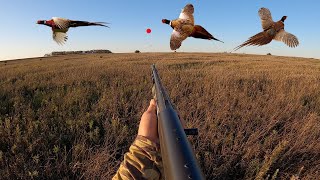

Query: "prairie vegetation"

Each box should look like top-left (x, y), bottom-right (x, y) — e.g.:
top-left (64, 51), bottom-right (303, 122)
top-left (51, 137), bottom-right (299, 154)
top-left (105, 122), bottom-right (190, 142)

top-left (0, 53), bottom-right (319, 179)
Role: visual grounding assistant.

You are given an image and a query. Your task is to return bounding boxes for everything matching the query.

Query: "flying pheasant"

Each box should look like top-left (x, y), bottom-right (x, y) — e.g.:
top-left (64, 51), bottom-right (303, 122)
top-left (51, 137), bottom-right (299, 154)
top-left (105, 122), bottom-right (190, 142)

top-left (37, 17), bottom-right (109, 45)
top-left (234, 8), bottom-right (299, 51)
top-left (162, 4), bottom-right (223, 50)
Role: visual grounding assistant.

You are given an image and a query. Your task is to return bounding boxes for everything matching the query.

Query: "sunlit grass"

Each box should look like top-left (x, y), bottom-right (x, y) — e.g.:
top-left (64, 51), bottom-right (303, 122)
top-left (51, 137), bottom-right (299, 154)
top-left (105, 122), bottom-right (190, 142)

top-left (0, 53), bottom-right (319, 179)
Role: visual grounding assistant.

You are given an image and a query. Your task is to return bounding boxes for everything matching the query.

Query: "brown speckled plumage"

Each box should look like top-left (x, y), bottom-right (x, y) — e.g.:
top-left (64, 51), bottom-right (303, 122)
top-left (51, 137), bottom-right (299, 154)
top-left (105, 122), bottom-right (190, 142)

top-left (37, 17), bottom-right (109, 45)
top-left (162, 4), bottom-right (223, 50)
top-left (234, 8), bottom-right (299, 51)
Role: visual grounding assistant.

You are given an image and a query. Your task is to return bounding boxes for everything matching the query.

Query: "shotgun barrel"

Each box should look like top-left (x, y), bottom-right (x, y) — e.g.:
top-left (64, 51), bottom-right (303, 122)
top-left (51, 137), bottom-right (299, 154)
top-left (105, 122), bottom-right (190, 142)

top-left (151, 64), bottom-right (204, 180)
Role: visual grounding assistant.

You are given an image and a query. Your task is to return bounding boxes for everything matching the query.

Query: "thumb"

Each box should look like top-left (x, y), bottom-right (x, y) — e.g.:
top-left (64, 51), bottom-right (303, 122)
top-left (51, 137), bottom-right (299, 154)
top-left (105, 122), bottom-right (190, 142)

top-left (147, 99), bottom-right (156, 113)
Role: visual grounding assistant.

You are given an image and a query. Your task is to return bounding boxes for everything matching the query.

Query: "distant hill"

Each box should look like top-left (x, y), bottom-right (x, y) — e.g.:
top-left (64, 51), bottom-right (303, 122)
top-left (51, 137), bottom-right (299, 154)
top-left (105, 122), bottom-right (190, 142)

top-left (44, 49), bottom-right (112, 57)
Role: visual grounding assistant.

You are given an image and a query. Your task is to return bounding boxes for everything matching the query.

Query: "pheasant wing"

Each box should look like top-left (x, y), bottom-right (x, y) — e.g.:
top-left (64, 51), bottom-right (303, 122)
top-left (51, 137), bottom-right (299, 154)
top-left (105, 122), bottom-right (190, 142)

top-left (259, 8), bottom-right (274, 31)
top-left (179, 4), bottom-right (194, 25)
top-left (52, 31), bottom-right (68, 45)
top-left (274, 29), bottom-right (299, 48)
top-left (170, 27), bottom-right (190, 50)
top-left (52, 17), bottom-right (71, 30)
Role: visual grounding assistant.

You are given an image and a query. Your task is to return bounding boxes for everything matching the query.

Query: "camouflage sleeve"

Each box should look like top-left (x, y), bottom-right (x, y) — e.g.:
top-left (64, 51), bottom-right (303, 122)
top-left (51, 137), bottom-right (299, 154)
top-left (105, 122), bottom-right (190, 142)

top-left (112, 135), bottom-right (163, 180)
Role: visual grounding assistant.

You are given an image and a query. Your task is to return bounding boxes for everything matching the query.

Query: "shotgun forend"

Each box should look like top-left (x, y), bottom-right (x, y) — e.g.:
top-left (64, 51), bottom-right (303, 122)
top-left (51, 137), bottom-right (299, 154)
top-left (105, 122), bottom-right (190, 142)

top-left (151, 64), bottom-right (204, 180)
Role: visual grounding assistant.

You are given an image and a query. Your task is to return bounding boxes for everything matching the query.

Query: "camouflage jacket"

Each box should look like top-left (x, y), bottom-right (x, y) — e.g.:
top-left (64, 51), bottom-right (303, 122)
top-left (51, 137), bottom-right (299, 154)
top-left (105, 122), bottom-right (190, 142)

top-left (112, 135), bottom-right (164, 180)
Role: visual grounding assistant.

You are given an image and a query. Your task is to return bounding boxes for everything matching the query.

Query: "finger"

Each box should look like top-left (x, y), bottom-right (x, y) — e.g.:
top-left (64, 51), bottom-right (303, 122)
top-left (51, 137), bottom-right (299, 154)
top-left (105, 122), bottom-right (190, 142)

top-left (150, 99), bottom-right (156, 107)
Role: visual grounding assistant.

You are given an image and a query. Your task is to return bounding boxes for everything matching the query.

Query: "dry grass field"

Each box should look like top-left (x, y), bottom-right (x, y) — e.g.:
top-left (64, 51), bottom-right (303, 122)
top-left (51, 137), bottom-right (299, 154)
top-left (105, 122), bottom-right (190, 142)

top-left (0, 53), bottom-right (319, 179)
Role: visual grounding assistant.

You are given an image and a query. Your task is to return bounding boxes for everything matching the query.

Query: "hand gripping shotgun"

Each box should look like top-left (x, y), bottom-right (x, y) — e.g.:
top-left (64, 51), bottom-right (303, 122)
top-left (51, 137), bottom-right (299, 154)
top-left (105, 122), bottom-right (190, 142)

top-left (151, 64), bottom-right (205, 180)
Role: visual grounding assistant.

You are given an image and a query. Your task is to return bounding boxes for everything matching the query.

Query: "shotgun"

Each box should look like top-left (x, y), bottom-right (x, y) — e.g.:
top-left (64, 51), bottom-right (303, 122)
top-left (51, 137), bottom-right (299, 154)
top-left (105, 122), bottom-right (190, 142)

top-left (151, 64), bottom-right (204, 180)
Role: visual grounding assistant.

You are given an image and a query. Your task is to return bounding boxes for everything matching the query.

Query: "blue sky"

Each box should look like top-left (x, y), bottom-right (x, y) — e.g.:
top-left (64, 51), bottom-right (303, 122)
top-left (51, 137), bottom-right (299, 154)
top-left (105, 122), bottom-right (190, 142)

top-left (0, 0), bottom-right (319, 60)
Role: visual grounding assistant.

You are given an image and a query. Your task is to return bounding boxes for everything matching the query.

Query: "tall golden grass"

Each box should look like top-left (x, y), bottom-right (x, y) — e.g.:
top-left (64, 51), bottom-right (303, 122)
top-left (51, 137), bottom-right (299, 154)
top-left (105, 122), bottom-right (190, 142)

top-left (0, 53), bottom-right (319, 179)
